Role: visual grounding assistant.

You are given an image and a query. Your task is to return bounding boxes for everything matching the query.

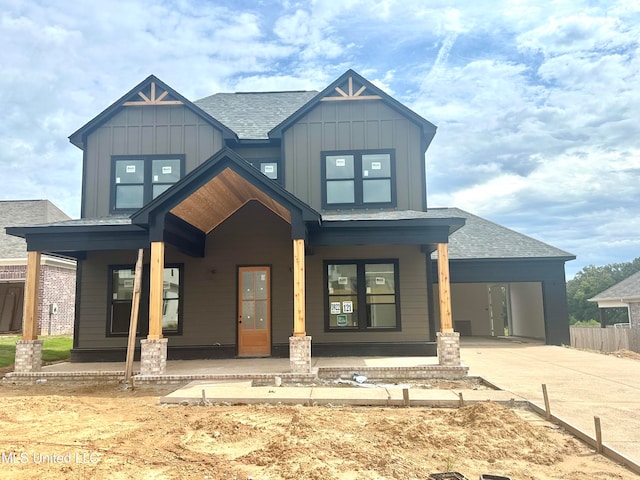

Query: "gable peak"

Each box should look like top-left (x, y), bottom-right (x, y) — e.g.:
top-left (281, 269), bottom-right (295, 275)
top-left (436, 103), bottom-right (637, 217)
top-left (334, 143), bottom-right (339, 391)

top-left (122, 78), bottom-right (184, 107)
top-left (321, 73), bottom-right (382, 102)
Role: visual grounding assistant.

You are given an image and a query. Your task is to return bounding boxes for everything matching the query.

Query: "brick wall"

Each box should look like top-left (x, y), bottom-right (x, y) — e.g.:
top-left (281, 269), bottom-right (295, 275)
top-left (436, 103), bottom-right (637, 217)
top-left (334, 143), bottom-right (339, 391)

top-left (0, 264), bottom-right (26, 281)
top-left (39, 264), bottom-right (76, 335)
top-left (0, 263), bottom-right (76, 335)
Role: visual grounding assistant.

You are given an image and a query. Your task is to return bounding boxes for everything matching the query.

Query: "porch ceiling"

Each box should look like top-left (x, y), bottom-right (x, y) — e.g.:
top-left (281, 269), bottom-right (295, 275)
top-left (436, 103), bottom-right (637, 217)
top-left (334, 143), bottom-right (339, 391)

top-left (169, 167), bottom-right (292, 234)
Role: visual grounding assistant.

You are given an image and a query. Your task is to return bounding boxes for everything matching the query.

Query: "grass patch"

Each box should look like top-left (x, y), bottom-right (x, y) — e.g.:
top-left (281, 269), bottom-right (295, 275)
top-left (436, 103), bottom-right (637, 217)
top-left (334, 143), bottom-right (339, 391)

top-left (0, 335), bottom-right (72, 368)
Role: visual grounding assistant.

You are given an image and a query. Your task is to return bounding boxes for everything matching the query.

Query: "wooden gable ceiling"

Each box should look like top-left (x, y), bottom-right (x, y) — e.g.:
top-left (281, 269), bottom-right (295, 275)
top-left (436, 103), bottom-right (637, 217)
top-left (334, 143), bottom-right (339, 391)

top-left (169, 167), bottom-right (292, 234)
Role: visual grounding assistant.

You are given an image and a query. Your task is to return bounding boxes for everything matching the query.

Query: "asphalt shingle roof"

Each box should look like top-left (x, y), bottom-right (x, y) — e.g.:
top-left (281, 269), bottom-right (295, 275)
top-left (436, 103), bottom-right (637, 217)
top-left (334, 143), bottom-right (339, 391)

top-left (427, 208), bottom-right (574, 260)
top-left (194, 91), bottom-right (318, 139)
top-left (589, 271), bottom-right (640, 301)
top-left (0, 200), bottom-right (70, 259)
top-left (318, 208), bottom-right (574, 260)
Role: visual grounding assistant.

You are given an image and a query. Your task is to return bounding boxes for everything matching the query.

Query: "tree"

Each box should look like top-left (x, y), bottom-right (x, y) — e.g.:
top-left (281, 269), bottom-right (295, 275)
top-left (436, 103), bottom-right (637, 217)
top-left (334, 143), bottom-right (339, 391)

top-left (567, 257), bottom-right (640, 325)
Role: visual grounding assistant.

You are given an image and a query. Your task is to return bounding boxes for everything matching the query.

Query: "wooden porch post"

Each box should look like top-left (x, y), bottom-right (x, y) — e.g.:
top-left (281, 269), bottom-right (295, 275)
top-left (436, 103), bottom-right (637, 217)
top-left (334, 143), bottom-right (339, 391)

top-left (293, 238), bottom-right (306, 336)
top-left (148, 241), bottom-right (165, 340)
top-left (437, 243), bottom-right (453, 333)
top-left (23, 251), bottom-right (41, 340)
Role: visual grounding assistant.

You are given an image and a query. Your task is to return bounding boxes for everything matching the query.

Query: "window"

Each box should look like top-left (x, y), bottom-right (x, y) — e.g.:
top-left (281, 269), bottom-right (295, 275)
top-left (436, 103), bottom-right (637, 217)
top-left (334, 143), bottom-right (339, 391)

top-left (322, 150), bottom-right (395, 208)
top-left (247, 159), bottom-right (282, 185)
top-left (108, 264), bottom-right (183, 336)
top-left (325, 260), bottom-right (400, 331)
top-left (111, 155), bottom-right (184, 211)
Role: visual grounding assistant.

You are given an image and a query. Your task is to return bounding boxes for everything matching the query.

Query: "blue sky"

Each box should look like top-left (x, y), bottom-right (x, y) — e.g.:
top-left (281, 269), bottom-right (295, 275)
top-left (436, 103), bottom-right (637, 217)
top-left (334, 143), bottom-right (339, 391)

top-left (1, 0), bottom-right (639, 278)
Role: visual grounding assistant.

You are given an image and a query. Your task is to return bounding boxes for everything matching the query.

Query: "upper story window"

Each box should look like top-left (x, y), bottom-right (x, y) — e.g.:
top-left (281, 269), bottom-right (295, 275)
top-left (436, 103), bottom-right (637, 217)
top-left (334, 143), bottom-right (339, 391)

top-left (247, 159), bottom-right (282, 186)
top-left (321, 150), bottom-right (396, 209)
top-left (111, 155), bottom-right (184, 212)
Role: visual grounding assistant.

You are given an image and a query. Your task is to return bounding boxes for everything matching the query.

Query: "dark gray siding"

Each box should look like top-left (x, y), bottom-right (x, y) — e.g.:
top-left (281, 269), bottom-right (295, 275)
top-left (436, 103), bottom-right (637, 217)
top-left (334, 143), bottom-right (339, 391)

top-left (76, 201), bottom-right (293, 350)
top-left (306, 244), bottom-right (430, 343)
top-left (83, 105), bottom-right (224, 218)
top-left (282, 101), bottom-right (425, 212)
top-left (75, 208), bottom-right (432, 349)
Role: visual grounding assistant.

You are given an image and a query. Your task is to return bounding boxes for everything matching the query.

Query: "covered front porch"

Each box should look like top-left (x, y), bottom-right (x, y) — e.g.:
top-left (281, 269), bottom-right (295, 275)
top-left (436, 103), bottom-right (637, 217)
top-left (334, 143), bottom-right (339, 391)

top-left (8, 149), bottom-right (466, 376)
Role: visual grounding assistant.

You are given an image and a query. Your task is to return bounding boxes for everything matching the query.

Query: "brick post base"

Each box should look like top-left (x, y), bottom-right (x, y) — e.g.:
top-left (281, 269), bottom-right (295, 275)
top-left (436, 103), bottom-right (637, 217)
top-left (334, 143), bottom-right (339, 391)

top-left (289, 336), bottom-right (312, 373)
top-left (14, 340), bottom-right (44, 373)
top-left (140, 338), bottom-right (168, 375)
top-left (437, 332), bottom-right (461, 366)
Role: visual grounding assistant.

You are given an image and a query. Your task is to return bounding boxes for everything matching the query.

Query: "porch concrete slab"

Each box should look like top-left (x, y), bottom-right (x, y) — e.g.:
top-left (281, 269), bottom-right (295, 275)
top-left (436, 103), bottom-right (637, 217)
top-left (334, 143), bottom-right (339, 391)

top-left (309, 386), bottom-right (393, 406)
top-left (461, 341), bottom-right (640, 466)
top-left (163, 379), bottom-right (253, 398)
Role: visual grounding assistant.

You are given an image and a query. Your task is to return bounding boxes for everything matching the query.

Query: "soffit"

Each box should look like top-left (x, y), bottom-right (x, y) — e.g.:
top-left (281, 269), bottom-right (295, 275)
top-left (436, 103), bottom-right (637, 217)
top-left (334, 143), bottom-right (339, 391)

top-left (169, 167), bottom-right (292, 234)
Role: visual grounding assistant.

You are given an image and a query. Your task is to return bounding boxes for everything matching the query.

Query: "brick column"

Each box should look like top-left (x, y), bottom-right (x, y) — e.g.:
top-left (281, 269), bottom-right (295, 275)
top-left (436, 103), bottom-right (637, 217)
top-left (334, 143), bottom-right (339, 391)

top-left (14, 339), bottom-right (44, 372)
top-left (289, 335), bottom-right (312, 373)
top-left (140, 338), bottom-right (168, 375)
top-left (437, 331), bottom-right (461, 366)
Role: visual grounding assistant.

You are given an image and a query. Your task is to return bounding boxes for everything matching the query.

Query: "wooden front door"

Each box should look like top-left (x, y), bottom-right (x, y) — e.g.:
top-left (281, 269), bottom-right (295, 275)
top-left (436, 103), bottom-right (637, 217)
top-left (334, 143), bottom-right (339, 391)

top-left (238, 266), bottom-right (271, 356)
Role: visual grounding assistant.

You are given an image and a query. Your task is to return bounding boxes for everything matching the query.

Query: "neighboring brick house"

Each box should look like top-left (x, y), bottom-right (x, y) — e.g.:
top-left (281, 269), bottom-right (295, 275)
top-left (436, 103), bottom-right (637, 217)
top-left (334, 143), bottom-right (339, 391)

top-left (589, 271), bottom-right (640, 327)
top-left (0, 200), bottom-right (76, 335)
top-left (8, 70), bottom-right (574, 375)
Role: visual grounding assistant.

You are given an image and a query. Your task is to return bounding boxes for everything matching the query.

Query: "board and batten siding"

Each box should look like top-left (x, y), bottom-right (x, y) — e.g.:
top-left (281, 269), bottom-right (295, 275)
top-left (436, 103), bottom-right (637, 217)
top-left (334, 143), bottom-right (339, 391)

top-left (76, 201), bottom-right (294, 350)
top-left (282, 100), bottom-right (425, 212)
top-left (83, 105), bottom-right (224, 218)
top-left (306, 244), bottom-right (430, 343)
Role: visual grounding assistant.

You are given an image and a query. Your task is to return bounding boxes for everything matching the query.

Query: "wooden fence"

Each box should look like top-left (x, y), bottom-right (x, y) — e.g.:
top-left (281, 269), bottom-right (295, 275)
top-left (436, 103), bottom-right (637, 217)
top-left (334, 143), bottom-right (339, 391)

top-left (570, 326), bottom-right (640, 353)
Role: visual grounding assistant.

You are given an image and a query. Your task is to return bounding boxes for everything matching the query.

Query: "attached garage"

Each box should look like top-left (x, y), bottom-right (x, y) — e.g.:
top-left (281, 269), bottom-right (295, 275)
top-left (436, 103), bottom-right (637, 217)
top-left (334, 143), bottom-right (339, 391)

top-left (428, 208), bottom-right (574, 345)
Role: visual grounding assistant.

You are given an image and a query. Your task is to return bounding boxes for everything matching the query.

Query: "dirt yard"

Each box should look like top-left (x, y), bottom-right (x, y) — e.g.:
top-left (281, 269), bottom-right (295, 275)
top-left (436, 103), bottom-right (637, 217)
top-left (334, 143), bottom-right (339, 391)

top-left (0, 383), bottom-right (636, 480)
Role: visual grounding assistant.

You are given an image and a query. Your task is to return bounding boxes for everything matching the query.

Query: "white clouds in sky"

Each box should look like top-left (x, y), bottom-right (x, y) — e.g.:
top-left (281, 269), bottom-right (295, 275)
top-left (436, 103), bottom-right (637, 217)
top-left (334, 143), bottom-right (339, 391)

top-left (0, 0), bottom-right (638, 276)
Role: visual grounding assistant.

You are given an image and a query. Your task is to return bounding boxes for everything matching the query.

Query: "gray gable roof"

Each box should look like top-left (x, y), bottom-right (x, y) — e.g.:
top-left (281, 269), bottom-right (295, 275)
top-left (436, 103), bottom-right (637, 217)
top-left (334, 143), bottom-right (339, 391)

top-left (194, 91), bottom-right (318, 140)
top-left (1, 200), bottom-right (70, 259)
top-left (589, 271), bottom-right (640, 301)
top-left (426, 208), bottom-right (575, 261)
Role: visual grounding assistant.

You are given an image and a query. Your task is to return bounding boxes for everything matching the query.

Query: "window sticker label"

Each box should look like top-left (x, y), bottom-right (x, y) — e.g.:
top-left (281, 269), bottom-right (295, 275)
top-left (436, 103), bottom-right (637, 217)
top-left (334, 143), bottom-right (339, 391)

top-left (336, 314), bottom-right (348, 326)
top-left (371, 162), bottom-right (381, 170)
top-left (330, 302), bottom-right (341, 314)
top-left (263, 165), bottom-right (274, 173)
top-left (342, 301), bottom-right (353, 313)
top-left (126, 165), bottom-right (136, 173)
top-left (162, 166), bottom-right (172, 174)
top-left (115, 177), bottom-right (121, 184)
top-left (338, 276), bottom-right (348, 285)
top-left (335, 158), bottom-right (346, 167)
top-left (124, 279), bottom-right (134, 288)
top-left (260, 274), bottom-right (266, 281)
top-left (364, 170), bottom-right (369, 177)
top-left (375, 277), bottom-right (386, 285)
top-left (153, 175), bottom-right (159, 182)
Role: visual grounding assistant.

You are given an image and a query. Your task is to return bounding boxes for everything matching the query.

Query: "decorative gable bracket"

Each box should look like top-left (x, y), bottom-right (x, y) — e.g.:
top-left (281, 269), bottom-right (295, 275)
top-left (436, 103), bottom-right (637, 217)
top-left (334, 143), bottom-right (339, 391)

top-left (123, 81), bottom-right (184, 106)
top-left (320, 76), bottom-right (382, 102)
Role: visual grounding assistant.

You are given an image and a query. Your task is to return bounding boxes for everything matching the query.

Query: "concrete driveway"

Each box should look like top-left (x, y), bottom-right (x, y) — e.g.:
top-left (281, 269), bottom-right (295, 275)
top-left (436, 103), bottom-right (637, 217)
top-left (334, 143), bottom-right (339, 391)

top-left (461, 339), bottom-right (640, 465)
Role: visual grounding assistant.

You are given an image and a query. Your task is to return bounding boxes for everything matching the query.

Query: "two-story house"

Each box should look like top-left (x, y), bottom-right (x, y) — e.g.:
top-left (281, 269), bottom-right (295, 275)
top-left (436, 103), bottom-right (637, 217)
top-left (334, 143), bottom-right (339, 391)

top-left (7, 69), bottom-right (574, 375)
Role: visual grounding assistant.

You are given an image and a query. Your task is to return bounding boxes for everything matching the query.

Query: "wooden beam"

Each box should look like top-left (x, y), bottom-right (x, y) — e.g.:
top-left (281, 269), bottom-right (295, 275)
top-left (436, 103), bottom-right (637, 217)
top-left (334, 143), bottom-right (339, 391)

top-left (320, 95), bottom-right (382, 101)
top-left (125, 249), bottom-right (144, 382)
top-left (437, 243), bottom-right (453, 333)
top-left (22, 251), bottom-right (41, 340)
top-left (148, 241), bottom-right (165, 340)
top-left (293, 238), bottom-right (306, 336)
